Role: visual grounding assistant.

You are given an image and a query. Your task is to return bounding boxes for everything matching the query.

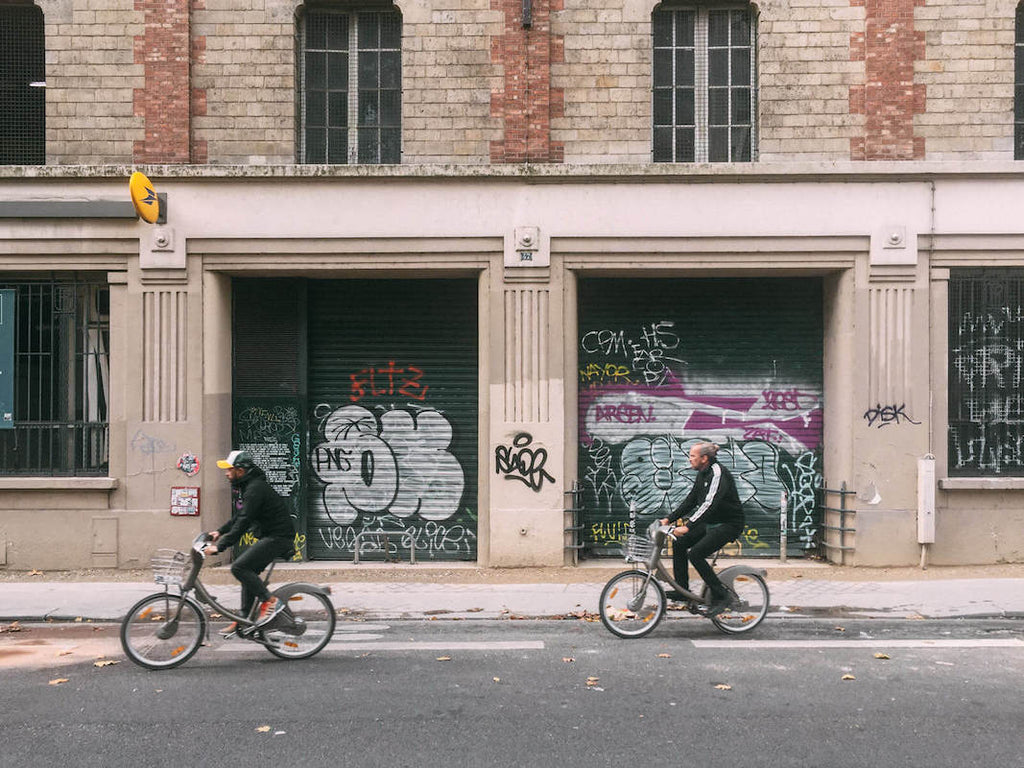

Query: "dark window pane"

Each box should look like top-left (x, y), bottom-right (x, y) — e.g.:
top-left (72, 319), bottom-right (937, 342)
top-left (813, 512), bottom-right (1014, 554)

top-left (731, 11), bottom-right (751, 46)
top-left (306, 91), bottom-right (326, 127)
top-left (1016, 46), bottom-right (1024, 84)
top-left (653, 50), bottom-right (673, 87)
top-left (381, 12), bottom-right (401, 48)
top-left (653, 89), bottom-right (673, 126)
top-left (731, 49), bottom-right (750, 86)
top-left (653, 127), bottom-right (673, 161)
top-left (676, 10), bottom-right (695, 46)
top-left (708, 88), bottom-right (729, 126)
top-left (709, 49), bottom-right (729, 87)
top-left (306, 51), bottom-right (326, 89)
top-left (731, 127), bottom-right (751, 161)
top-left (1017, 123), bottom-right (1024, 160)
top-left (358, 126), bottom-right (379, 162)
top-left (328, 91), bottom-right (348, 127)
top-left (675, 88), bottom-right (695, 125)
top-left (676, 49), bottom-right (695, 86)
top-left (305, 12), bottom-right (327, 49)
top-left (652, 12), bottom-right (672, 48)
top-left (380, 90), bottom-right (401, 126)
top-left (1018, 9), bottom-right (1024, 44)
top-left (380, 128), bottom-right (401, 163)
top-left (305, 128), bottom-right (326, 163)
top-left (732, 88), bottom-right (750, 124)
top-left (709, 127), bottom-right (729, 162)
top-left (359, 51), bottom-right (379, 89)
top-left (327, 52), bottom-right (348, 89)
top-left (1016, 84), bottom-right (1024, 120)
top-left (708, 10), bottom-right (730, 47)
top-left (381, 51), bottom-right (401, 89)
top-left (328, 128), bottom-right (348, 163)
top-left (359, 13), bottom-right (380, 49)
top-left (326, 14), bottom-right (348, 49)
top-left (675, 127), bottom-right (695, 162)
top-left (359, 91), bottom-right (379, 126)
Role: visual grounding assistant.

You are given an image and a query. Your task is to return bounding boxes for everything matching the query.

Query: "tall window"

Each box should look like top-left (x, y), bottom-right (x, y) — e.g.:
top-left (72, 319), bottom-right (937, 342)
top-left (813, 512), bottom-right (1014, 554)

top-left (652, 5), bottom-right (755, 163)
top-left (1016, 5), bottom-right (1024, 159)
top-left (299, 7), bottom-right (401, 164)
top-left (0, 3), bottom-right (45, 164)
top-left (0, 280), bottom-right (109, 475)
top-left (948, 270), bottom-right (1024, 476)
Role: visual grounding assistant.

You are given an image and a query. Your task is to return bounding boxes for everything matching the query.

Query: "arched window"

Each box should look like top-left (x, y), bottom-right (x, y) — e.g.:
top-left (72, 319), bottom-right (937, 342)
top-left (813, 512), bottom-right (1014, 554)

top-left (1016, 4), bottom-right (1024, 159)
top-left (652, 4), bottom-right (755, 163)
top-left (298, 6), bottom-right (402, 164)
top-left (0, 3), bottom-right (45, 164)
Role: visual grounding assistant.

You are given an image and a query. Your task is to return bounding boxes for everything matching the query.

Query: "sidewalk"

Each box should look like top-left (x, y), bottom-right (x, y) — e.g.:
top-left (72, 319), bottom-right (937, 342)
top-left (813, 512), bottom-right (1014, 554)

top-left (2, 561), bottom-right (1023, 622)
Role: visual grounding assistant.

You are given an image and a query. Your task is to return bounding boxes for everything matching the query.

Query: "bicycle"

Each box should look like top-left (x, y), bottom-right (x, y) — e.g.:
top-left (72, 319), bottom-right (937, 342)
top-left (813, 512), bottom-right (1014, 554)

top-left (598, 520), bottom-right (770, 639)
top-left (120, 533), bottom-right (336, 669)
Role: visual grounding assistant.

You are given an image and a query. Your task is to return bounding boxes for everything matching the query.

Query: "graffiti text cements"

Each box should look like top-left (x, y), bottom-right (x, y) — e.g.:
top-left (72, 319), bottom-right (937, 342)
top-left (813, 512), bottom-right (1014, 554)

top-left (495, 433), bottom-right (555, 492)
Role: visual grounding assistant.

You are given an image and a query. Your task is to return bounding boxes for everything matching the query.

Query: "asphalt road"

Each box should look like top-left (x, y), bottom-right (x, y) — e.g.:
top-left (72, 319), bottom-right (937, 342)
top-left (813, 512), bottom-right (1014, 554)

top-left (2, 617), bottom-right (1022, 767)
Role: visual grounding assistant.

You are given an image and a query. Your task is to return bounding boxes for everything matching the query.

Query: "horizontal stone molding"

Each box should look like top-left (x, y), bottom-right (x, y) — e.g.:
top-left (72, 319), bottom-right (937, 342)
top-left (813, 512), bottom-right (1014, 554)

top-left (940, 478), bottom-right (1024, 491)
top-left (0, 477), bottom-right (119, 491)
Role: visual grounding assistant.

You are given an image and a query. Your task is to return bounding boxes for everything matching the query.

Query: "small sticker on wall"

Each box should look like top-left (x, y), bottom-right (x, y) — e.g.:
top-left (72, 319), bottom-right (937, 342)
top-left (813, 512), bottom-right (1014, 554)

top-left (177, 452), bottom-right (200, 476)
top-left (170, 486), bottom-right (200, 516)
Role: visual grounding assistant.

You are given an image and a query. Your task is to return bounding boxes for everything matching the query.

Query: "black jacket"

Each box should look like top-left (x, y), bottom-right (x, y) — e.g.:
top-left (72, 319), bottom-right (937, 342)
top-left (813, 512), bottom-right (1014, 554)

top-left (216, 466), bottom-right (295, 551)
top-left (675, 458), bottom-right (745, 527)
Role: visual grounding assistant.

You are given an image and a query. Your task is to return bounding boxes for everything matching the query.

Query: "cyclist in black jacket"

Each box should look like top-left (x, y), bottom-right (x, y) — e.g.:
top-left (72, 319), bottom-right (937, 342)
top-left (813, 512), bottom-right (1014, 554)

top-left (659, 441), bottom-right (745, 615)
top-left (203, 449), bottom-right (295, 636)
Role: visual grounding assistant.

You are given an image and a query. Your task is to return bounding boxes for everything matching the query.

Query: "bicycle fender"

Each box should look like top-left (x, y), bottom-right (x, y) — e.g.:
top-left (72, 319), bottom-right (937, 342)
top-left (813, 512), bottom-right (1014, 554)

top-left (272, 582), bottom-right (333, 600)
top-left (716, 564), bottom-right (767, 581)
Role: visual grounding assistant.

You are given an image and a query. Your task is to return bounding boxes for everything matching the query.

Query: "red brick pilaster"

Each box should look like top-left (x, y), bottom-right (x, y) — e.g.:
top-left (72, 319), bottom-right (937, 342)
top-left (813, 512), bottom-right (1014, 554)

top-left (133, 0), bottom-right (206, 163)
top-left (849, 0), bottom-right (926, 160)
top-left (490, 0), bottom-right (564, 163)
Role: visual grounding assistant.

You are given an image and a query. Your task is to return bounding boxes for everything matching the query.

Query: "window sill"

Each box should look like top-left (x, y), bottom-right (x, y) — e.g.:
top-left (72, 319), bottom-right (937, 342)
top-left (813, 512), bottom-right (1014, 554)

top-left (0, 477), bottom-right (118, 491)
top-left (940, 478), bottom-right (1024, 490)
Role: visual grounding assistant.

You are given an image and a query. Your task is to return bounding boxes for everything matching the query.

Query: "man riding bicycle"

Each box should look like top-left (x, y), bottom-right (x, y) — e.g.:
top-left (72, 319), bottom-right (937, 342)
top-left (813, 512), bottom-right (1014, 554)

top-left (659, 441), bottom-right (745, 615)
top-left (203, 449), bottom-right (295, 636)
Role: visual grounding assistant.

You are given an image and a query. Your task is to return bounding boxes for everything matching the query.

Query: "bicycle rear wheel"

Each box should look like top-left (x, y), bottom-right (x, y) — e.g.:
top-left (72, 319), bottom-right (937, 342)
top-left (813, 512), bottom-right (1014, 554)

top-left (120, 593), bottom-right (206, 669)
top-left (598, 570), bottom-right (665, 639)
top-left (263, 588), bottom-right (336, 659)
top-left (708, 572), bottom-right (769, 635)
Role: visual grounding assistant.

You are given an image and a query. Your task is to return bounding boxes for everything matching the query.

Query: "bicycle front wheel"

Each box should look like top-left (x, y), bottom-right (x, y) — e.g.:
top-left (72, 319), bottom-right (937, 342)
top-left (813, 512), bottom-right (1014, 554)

top-left (709, 572), bottom-right (769, 635)
top-left (263, 588), bottom-right (336, 659)
top-left (120, 593), bottom-right (206, 669)
top-left (598, 570), bottom-right (665, 639)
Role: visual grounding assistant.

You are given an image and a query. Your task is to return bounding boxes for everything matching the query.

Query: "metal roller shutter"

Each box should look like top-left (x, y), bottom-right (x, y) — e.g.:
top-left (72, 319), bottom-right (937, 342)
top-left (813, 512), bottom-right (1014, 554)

top-left (578, 277), bottom-right (823, 558)
top-left (306, 279), bottom-right (478, 561)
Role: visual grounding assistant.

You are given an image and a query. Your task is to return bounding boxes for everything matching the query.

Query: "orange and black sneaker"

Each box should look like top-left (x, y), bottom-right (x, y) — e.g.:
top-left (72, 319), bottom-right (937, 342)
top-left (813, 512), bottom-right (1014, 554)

top-left (219, 621), bottom-right (239, 638)
top-left (255, 597), bottom-right (283, 626)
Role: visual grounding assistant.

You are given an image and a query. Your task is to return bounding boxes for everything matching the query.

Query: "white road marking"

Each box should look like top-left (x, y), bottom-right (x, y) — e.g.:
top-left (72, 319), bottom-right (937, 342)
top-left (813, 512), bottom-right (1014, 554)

top-left (691, 638), bottom-right (1024, 649)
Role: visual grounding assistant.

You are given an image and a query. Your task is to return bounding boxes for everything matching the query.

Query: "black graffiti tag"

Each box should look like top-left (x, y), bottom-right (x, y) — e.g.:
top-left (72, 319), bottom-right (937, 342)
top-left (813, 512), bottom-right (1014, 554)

top-left (495, 433), bottom-right (556, 492)
top-left (863, 403), bottom-right (921, 428)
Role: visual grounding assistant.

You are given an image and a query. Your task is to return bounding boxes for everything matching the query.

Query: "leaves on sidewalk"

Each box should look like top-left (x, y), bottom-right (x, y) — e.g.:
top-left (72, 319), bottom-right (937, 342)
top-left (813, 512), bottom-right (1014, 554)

top-left (0, 621), bottom-right (23, 634)
top-left (48, 678), bottom-right (69, 686)
top-left (841, 674), bottom-right (856, 681)
top-left (28, 569), bottom-right (43, 577)
top-left (873, 653), bottom-right (891, 660)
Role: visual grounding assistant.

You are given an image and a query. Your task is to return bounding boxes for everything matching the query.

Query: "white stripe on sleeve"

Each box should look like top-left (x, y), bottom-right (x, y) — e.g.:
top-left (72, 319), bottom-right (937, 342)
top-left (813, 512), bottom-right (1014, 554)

top-left (688, 463), bottom-right (721, 524)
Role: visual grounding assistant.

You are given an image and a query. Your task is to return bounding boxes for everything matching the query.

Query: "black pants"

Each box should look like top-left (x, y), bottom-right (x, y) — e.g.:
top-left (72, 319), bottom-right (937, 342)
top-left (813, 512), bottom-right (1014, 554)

top-left (230, 536), bottom-right (294, 617)
top-left (671, 522), bottom-right (744, 593)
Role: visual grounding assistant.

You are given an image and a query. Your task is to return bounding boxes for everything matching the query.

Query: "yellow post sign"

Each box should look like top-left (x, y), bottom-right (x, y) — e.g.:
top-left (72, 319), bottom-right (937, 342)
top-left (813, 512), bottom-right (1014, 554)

top-left (129, 171), bottom-right (160, 223)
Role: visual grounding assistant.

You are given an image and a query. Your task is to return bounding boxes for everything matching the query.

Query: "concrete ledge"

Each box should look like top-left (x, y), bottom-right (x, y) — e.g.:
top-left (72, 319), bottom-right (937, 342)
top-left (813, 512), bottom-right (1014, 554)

top-left (0, 477), bottom-right (119, 491)
top-left (940, 477), bottom-right (1024, 490)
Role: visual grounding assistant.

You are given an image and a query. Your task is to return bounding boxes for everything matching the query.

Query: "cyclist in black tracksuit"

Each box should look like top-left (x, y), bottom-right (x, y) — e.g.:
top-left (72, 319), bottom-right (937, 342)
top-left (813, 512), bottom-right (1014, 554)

top-left (659, 441), bottom-right (745, 614)
top-left (203, 450), bottom-right (295, 634)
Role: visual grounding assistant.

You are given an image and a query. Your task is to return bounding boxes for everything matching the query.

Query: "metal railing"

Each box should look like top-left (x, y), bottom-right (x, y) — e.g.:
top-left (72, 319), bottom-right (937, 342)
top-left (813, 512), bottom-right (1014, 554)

top-left (819, 481), bottom-right (856, 564)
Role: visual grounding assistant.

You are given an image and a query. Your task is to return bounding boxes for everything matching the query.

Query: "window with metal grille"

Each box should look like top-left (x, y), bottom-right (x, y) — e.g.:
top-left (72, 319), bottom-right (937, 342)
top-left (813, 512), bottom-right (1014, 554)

top-left (1016, 5), bottom-right (1024, 159)
top-left (0, 279), bottom-right (109, 475)
top-left (948, 269), bottom-right (1024, 476)
top-left (652, 5), bottom-right (755, 163)
top-left (299, 7), bottom-right (401, 164)
top-left (0, 3), bottom-right (45, 164)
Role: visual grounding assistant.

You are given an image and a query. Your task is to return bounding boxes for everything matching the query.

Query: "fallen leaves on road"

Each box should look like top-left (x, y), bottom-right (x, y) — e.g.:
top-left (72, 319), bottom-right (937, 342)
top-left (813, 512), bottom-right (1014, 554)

top-left (562, 657), bottom-right (575, 663)
top-left (255, 726), bottom-right (271, 733)
top-left (714, 684), bottom-right (732, 691)
top-left (834, 626), bottom-right (846, 632)
top-left (0, 621), bottom-right (23, 634)
top-left (657, 653), bottom-right (672, 658)
top-left (49, 678), bottom-right (69, 686)
top-left (586, 677), bottom-right (600, 686)
top-left (873, 653), bottom-right (890, 660)
top-left (28, 569), bottom-right (43, 577)
top-left (841, 674), bottom-right (856, 681)
top-left (94, 660), bottom-right (119, 668)
top-left (56, 649), bottom-right (74, 657)
top-left (492, 677), bottom-right (501, 683)
top-left (436, 656), bottom-right (451, 662)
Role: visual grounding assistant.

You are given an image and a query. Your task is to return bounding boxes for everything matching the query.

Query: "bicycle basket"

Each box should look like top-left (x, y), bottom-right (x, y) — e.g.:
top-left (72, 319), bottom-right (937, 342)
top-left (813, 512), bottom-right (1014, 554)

top-left (622, 535), bottom-right (656, 563)
top-left (151, 549), bottom-right (188, 586)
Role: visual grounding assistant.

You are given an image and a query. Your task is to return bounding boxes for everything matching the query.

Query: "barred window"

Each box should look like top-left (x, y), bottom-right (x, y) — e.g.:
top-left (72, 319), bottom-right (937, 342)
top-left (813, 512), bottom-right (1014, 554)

top-left (948, 270), bottom-right (1024, 476)
top-left (299, 7), bottom-right (401, 164)
top-left (0, 3), bottom-right (45, 164)
top-left (1016, 5), bottom-right (1024, 159)
top-left (0, 280), bottom-right (109, 475)
top-left (652, 5), bottom-right (755, 163)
